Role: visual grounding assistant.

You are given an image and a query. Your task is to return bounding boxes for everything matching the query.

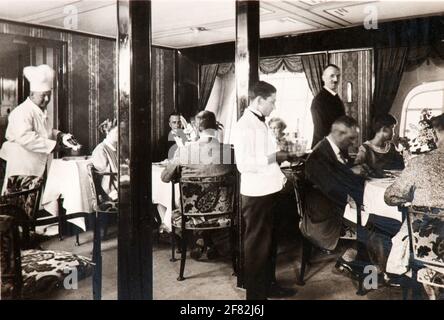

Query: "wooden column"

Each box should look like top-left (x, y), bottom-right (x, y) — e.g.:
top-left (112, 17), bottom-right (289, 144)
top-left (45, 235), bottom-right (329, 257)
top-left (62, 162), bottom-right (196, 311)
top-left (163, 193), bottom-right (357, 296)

top-left (234, 0), bottom-right (260, 289)
top-left (235, 0), bottom-right (259, 119)
top-left (117, 0), bottom-right (152, 300)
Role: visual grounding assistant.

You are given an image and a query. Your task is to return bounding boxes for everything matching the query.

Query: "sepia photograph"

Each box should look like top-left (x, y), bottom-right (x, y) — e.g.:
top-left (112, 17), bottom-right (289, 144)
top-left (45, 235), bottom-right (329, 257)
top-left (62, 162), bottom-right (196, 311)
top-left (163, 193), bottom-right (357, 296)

top-left (0, 0), bottom-right (443, 305)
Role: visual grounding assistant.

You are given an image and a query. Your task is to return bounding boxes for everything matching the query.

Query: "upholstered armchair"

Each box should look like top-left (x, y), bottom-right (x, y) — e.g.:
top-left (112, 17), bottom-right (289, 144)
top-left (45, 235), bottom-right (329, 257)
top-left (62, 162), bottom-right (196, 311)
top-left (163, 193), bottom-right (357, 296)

top-left (170, 173), bottom-right (237, 281)
top-left (406, 206), bottom-right (444, 299)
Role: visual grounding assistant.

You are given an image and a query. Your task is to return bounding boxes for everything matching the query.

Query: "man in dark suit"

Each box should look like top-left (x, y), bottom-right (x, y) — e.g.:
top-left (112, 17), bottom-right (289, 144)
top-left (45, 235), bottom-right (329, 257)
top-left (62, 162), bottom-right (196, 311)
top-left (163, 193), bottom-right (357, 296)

top-left (311, 64), bottom-right (345, 149)
top-left (303, 116), bottom-right (367, 251)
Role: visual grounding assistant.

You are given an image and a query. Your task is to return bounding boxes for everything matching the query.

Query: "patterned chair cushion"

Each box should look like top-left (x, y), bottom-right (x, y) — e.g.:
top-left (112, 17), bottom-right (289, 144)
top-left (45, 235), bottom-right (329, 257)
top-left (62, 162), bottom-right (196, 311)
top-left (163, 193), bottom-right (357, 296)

top-left (409, 209), bottom-right (444, 266)
top-left (172, 209), bottom-right (231, 230)
top-left (21, 249), bottom-right (93, 299)
top-left (180, 176), bottom-right (234, 216)
top-left (417, 266), bottom-right (444, 289)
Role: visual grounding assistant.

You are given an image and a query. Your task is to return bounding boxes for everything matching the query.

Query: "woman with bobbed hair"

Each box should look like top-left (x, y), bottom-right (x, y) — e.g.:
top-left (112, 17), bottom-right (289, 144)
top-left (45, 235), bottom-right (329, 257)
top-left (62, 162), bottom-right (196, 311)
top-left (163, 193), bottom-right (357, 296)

top-left (268, 117), bottom-right (292, 152)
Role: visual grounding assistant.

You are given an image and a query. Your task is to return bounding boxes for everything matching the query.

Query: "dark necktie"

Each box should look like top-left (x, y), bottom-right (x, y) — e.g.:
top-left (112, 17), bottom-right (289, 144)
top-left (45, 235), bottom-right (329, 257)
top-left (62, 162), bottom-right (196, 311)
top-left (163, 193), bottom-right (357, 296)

top-left (250, 110), bottom-right (265, 122)
top-left (339, 150), bottom-right (349, 164)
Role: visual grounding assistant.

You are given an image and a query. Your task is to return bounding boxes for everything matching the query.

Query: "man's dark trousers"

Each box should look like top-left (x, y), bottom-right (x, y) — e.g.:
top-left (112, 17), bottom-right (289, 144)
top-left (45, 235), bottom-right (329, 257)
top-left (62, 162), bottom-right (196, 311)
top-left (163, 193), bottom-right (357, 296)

top-left (242, 192), bottom-right (278, 300)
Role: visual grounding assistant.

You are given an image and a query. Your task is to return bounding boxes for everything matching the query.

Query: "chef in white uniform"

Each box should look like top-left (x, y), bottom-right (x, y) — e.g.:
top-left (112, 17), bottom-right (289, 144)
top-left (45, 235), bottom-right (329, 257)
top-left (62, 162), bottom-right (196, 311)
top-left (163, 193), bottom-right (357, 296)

top-left (0, 64), bottom-right (74, 193)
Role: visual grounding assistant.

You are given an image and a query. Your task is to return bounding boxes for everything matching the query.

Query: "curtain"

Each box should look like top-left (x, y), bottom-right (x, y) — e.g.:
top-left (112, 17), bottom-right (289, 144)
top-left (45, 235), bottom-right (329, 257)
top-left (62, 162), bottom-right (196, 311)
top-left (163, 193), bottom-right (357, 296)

top-left (199, 64), bottom-right (219, 111)
top-left (372, 47), bottom-right (408, 119)
top-left (301, 53), bottom-right (327, 96)
top-left (205, 69), bottom-right (237, 144)
top-left (151, 47), bottom-right (175, 162)
top-left (404, 43), bottom-right (444, 71)
top-left (259, 55), bottom-right (303, 74)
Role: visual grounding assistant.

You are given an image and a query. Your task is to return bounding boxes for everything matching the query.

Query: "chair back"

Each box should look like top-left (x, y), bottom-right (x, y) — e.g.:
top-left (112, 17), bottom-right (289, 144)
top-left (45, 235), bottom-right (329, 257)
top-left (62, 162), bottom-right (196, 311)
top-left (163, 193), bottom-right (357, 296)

top-left (179, 173), bottom-right (236, 218)
top-left (86, 163), bottom-right (117, 213)
top-left (3, 176), bottom-right (43, 222)
top-left (407, 206), bottom-right (444, 269)
top-left (0, 215), bottom-right (22, 300)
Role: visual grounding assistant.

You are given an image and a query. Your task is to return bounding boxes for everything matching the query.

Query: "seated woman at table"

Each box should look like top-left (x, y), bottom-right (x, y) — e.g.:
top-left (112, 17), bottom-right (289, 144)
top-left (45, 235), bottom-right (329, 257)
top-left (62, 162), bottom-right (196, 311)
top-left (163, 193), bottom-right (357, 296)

top-left (355, 114), bottom-right (404, 178)
top-left (161, 110), bottom-right (235, 260)
top-left (268, 117), bottom-right (293, 152)
top-left (91, 119), bottom-right (118, 201)
top-left (384, 113), bottom-right (444, 299)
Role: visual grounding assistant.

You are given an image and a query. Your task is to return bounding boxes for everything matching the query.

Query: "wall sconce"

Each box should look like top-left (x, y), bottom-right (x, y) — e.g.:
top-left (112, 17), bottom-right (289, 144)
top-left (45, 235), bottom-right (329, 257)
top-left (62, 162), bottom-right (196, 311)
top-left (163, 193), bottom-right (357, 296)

top-left (346, 81), bottom-right (353, 103)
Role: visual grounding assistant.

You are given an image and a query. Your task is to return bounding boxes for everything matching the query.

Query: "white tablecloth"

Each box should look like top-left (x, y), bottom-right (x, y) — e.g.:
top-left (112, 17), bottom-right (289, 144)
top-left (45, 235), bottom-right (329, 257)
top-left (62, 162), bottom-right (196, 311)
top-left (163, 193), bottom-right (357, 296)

top-left (41, 157), bottom-right (94, 231)
top-left (152, 164), bottom-right (179, 232)
top-left (344, 177), bottom-right (402, 226)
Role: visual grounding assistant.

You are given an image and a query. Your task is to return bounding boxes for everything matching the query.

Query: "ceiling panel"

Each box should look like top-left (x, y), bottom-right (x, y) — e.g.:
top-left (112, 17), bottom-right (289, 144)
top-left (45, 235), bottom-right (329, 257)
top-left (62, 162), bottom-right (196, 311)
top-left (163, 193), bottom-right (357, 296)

top-left (0, 0), bottom-right (443, 48)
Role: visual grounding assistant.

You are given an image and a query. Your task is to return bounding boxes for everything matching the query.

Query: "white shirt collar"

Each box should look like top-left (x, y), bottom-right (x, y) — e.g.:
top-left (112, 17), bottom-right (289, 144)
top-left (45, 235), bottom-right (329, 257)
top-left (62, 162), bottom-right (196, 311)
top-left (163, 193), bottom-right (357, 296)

top-left (248, 107), bottom-right (263, 117)
top-left (323, 86), bottom-right (338, 96)
top-left (326, 135), bottom-right (344, 163)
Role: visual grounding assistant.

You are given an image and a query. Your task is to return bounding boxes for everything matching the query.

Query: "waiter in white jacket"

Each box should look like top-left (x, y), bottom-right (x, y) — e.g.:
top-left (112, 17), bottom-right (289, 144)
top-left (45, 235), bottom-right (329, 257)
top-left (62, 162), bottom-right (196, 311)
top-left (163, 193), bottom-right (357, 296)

top-left (0, 64), bottom-right (75, 193)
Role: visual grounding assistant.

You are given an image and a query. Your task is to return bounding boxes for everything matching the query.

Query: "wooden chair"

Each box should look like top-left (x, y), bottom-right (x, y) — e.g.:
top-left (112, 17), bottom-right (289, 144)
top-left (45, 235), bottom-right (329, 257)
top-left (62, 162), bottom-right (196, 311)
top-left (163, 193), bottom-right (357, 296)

top-left (404, 206), bottom-right (444, 299)
top-left (292, 171), bottom-right (366, 295)
top-left (0, 209), bottom-right (93, 299)
top-left (170, 173), bottom-right (237, 281)
top-left (3, 175), bottom-right (88, 247)
top-left (85, 163), bottom-right (118, 300)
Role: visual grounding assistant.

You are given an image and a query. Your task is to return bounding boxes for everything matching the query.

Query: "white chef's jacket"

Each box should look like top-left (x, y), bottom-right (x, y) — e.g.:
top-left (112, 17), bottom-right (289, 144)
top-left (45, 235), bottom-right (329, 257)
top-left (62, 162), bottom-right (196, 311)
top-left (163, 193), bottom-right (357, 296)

top-left (0, 98), bottom-right (59, 192)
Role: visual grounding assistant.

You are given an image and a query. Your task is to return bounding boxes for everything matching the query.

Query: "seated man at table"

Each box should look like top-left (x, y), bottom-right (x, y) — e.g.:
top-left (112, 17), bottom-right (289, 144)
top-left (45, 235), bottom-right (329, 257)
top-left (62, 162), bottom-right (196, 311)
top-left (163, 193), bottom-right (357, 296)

top-left (161, 110), bottom-right (234, 259)
top-left (355, 114), bottom-right (404, 178)
top-left (91, 119), bottom-right (118, 201)
top-left (384, 113), bottom-right (444, 299)
top-left (304, 116), bottom-right (367, 252)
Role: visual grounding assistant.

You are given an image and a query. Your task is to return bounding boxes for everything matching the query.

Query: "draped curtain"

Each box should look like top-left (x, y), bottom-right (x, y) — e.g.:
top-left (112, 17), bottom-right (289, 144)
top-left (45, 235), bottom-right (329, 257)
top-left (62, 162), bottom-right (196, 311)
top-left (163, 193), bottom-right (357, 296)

top-left (404, 42), bottom-right (444, 71)
top-left (259, 55), bottom-right (303, 74)
top-left (372, 47), bottom-right (408, 120)
top-left (151, 47), bottom-right (175, 162)
top-left (199, 64), bottom-right (219, 111)
top-left (301, 53), bottom-right (327, 96)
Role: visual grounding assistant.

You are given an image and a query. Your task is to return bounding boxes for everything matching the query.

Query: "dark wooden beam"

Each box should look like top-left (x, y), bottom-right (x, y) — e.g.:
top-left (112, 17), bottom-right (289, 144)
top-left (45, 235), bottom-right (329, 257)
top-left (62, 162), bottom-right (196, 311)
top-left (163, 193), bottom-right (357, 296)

top-left (234, 0), bottom-right (260, 289)
top-left (235, 0), bottom-right (259, 119)
top-left (117, 0), bottom-right (152, 300)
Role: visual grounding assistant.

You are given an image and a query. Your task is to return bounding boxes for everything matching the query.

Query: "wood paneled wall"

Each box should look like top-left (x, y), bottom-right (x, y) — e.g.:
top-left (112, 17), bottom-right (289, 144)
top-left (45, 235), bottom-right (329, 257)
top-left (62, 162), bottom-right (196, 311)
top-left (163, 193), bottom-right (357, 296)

top-left (0, 20), bottom-right (116, 154)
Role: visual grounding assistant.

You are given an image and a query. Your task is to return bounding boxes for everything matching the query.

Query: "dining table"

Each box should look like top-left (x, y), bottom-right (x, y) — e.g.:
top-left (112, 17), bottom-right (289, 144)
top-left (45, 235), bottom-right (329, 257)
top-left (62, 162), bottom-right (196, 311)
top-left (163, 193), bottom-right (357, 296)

top-left (152, 162), bottom-right (179, 233)
top-left (40, 156), bottom-right (94, 234)
top-left (344, 173), bottom-right (403, 226)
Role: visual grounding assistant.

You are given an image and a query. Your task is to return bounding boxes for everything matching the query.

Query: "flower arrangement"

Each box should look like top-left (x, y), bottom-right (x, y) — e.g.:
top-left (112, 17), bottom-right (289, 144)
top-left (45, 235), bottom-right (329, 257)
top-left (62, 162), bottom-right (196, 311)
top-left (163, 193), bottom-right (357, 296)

top-left (399, 108), bottom-right (437, 155)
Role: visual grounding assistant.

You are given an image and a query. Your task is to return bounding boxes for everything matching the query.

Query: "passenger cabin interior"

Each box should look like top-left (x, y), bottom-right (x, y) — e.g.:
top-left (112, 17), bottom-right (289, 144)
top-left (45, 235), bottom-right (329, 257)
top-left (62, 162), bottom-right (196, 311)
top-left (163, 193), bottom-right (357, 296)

top-left (0, 0), bottom-right (443, 301)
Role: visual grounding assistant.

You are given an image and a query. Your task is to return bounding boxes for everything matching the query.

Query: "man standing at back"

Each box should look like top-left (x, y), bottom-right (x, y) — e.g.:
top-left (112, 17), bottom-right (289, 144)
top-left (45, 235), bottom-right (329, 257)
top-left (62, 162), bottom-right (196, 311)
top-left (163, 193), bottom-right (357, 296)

top-left (232, 81), bottom-right (296, 300)
top-left (311, 64), bottom-right (345, 149)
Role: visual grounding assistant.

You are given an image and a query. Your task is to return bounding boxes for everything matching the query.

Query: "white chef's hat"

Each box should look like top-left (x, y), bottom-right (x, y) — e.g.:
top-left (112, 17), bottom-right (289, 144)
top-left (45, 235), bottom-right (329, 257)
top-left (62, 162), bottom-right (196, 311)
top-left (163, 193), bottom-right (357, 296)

top-left (23, 64), bottom-right (55, 92)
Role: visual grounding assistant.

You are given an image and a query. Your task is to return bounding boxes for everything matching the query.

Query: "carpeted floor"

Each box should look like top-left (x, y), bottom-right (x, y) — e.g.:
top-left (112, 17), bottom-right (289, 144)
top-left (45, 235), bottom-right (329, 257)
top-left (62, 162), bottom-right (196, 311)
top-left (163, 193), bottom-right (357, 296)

top-left (40, 226), bottom-right (406, 300)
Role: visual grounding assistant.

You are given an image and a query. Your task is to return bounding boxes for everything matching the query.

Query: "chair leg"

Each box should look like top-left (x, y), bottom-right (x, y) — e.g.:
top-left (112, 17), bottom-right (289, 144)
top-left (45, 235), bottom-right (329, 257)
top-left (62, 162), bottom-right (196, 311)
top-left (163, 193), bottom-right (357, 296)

top-left (170, 226), bottom-right (177, 262)
top-left (75, 230), bottom-right (80, 246)
top-left (92, 213), bottom-right (102, 300)
top-left (102, 213), bottom-right (109, 240)
top-left (230, 226), bottom-right (236, 276)
top-left (297, 237), bottom-right (312, 286)
top-left (177, 230), bottom-right (188, 281)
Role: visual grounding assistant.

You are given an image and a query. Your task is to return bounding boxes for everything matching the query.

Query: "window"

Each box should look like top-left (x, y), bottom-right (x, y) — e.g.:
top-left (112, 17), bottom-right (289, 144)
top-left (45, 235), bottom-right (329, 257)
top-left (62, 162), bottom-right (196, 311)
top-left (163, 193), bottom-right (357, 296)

top-left (400, 81), bottom-right (444, 140)
top-left (260, 70), bottom-right (314, 147)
